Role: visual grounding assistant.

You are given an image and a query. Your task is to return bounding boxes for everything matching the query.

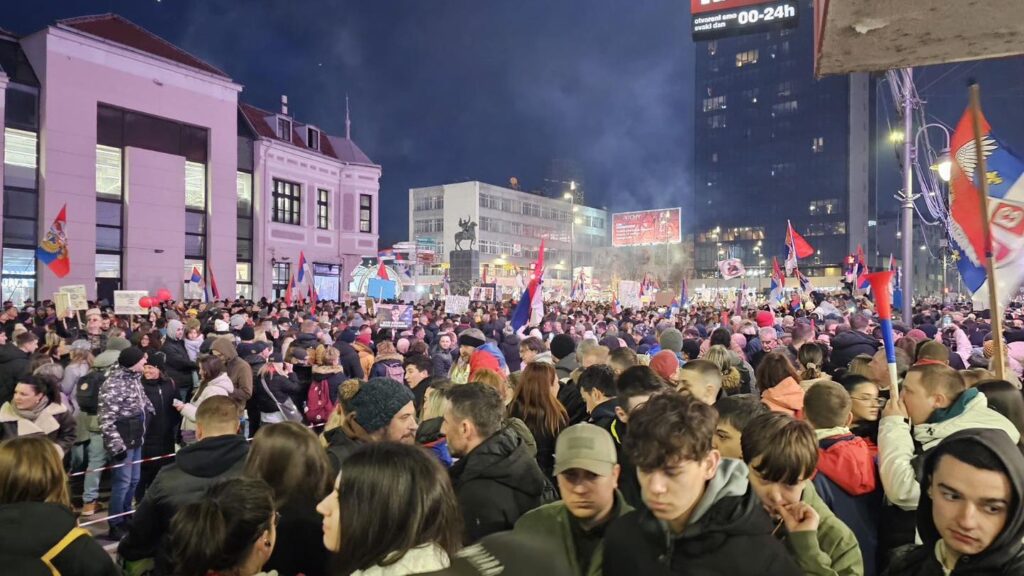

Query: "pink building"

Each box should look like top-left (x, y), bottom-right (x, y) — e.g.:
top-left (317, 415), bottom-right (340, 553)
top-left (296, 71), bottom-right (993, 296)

top-left (0, 14), bottom-right (379, 304)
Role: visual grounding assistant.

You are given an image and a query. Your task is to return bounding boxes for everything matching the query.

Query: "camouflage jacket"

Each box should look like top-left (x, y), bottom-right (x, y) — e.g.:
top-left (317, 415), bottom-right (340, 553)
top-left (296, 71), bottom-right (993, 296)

top-left (98, 366), bottom-right (154, 454)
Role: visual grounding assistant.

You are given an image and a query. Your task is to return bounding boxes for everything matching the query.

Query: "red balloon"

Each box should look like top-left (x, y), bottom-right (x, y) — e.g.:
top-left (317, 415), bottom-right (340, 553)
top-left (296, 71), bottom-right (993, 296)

top-left (138, 296), bottom-right (153, 309)
top-left (156, 288), bottom-right (172, 302)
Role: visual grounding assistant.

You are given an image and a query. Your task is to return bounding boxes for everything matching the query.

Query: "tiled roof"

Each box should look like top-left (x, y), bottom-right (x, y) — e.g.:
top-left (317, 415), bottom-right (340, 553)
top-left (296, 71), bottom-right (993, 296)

top-left (57, 13), bottom-right (229, 79)
top-left (239, 102), bottom-right (375, 166)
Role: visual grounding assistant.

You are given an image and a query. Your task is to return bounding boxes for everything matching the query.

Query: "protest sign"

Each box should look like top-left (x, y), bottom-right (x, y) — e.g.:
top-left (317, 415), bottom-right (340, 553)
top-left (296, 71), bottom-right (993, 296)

top-left (114, 290), bottom-right (148, 315)
top-left (445, 295), bottom-right (470, 315)
top-left (376, 304), bottom-right (413, 329)
top-left (59, 285), bottom-right (88, 310)
top-left (54, 292), bottom-right (71, 319)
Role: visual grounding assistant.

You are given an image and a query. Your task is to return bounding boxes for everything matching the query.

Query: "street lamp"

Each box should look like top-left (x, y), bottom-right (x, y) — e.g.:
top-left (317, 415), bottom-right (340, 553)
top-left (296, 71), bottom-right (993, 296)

top-left (930, 147), bottom-right (952, 182)
top-left (564, 181), bottom-right (577, 280)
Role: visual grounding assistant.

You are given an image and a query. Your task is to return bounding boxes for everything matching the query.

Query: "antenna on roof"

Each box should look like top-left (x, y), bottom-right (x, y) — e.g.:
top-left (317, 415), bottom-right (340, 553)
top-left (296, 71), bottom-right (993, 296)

top-left (345, 94), bottom-right (352, 140)
top-left (281, 95), bottom-right (288, 116)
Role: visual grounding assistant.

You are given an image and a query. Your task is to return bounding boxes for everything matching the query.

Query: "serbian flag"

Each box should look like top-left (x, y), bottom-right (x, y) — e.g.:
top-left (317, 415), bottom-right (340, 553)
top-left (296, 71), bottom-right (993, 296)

top-left (36, 204), bottom-right (70, 278)
top-left (284, 273), bottom-right (295, 306)
top-left (376, 260), bottom-right (388, 280)
top-left (512, 240), bottom-right (545, 330)
top-left (769, 257), bottom-right (785, 307)
top-left (442, 269), bottom-right (451, 296)
top-left (190, 266), bottom-right (202, 284)
top-left (297, 251), bottom-right (307, 284)
top-left (207, 265), bottom-right (221, 301)
top-left (948, 103), bottom-right (1024, 309)
top-left (796, 268), bottom-right (812, 292)
top-left (856, 245), bottom-right (870, 289)
top-left (612, 293), bottom-right (622, 315)
top-left (309, 283), bottom-right (318, 310)
top-left (784, 220), bottom-right (814, 275)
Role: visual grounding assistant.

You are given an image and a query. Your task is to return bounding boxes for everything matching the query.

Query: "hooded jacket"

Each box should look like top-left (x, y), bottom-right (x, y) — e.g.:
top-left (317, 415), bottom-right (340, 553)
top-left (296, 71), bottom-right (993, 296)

top-left (211, 337), bottom-right (253, 403)
top-left (813, 433), bottom-right (882, 576)
top-left (603, 459), bottom-right (802, 576)
top-left (430, 347), bottom-right (454, 379)
top-left (140, 375), bottom-right (178, 458)
top-left (0, 502), bottom-right (119, 576)
top-left (333, 339), bottom-right (366, 380)
top-left (829, 331), bottom-right (880, 374)
top-left (353, 341), bottom-right (375, 379)
top-left (761, 377), bottom-right (806, 419)
top-left (312, 364), bottom-right (347, 404)
top-left (883, 429), bottom-right (1024, 575)
top-left (0, 400), bottom-right (76, 456)
top-left (370, 351), bottom-right (406, 381)
top-left (98, 365), bottom-right (154, 454)
top-left (119, 433), bottom-right (249, 573)
top-left (879, 389), bottom-right (1020, 510)
top-left (449, 425), bottom-right (556, 543)
top-left (179, 373), bottom-right (233, 431)
top-left (161, 337), bottom-right (197, 392)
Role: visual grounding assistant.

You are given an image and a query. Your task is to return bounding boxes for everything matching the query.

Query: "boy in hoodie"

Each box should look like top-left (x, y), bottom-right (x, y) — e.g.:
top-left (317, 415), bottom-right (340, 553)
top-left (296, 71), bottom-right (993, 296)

top-left (883, 428), bottom-right (1024, 575)
top-left (603, 393), bottom-right (801, 576)
top-left (741, 411), bottom-right (864, 576)
top-left (804, 381), bottom-right (882, 576)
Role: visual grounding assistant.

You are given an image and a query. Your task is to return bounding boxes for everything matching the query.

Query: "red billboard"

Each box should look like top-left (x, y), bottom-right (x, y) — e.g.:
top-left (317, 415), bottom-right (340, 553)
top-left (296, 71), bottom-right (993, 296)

top-left (691, 0), bottom-right (798, 41)
top-left (691, 0), bottom-right (778, 15)
top-left (611, 209), bottom-right (682, 248)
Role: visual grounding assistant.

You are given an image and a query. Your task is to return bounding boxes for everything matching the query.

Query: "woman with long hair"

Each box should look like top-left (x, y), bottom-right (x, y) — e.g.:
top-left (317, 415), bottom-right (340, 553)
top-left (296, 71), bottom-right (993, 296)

top-left (837, 374), bottom-right (883, 444)
top-left (167, 477), bottom-right (278, 576)
top-left (756, 351), bottom-right (805, 418)
top-left (175, 354), bottom-right (233, 444)
top-left (60, 343), bottom-right (93, 416)
top-left (507, 362), bottom-right (567, 478)
top-left (316, 442), bottom-right (462, 575)
top-left (0, 436), bottom-right (118, 575)
top-left (797, 342), bottom-right (831, 390)
top-left (704, 345), bottom-right (742, 395)
top-left (0, 374), bottom-right (76, 456)
top-left (416, 379), bottom-right (454, 467)
top-left (246, 422), bottom-right (333, 576)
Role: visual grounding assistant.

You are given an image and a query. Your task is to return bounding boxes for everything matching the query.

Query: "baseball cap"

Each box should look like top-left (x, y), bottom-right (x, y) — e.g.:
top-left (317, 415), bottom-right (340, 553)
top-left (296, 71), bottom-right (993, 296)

top-left (553, 423), bottom-right (617, 476)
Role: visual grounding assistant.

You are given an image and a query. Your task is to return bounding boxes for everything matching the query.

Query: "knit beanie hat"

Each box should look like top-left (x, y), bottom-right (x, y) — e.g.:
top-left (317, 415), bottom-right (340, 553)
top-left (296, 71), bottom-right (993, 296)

top-left (239, 325), bottom-right (255, 341)
top-left (650, 350), bottom-right (680, 381)
top-left (756, 310), bottom-right (775, 328)
top-left (682, 338), bottom-right (701, 361)
top-left (339, 328), bottom-right (357, 343)
top-left (119, 346), bottom-right (146, 369)
top-left (146, 350), bottom-right (167, 372)
top-left (348, 377), bottom-right (415, 433)
top-left (659, 328), bottom-right (684, 354)
top-left (550, 334), bottom-right (575, 360)
top-left (214, 319), bottom-right (230, 333)
top-left (458, 328), bottom-right (486, 349)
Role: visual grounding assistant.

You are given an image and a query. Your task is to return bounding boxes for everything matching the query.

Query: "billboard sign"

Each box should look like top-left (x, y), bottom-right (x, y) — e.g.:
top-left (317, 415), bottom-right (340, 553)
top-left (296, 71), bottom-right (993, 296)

top-left (691, 0), bottom-right (798, 41)
top-left (611, 208), bottom-right (682, 248)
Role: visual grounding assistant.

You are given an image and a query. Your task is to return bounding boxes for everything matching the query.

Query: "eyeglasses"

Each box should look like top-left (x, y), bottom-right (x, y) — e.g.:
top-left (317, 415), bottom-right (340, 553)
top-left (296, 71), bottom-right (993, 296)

top-left (851, 395), bottom-right (886, 407)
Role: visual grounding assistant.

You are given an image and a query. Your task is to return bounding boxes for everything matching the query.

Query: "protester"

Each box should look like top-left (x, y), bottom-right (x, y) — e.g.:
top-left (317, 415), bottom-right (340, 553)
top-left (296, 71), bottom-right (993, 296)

top-left (136, 351), bottom-right (178, 502)
top-left (0, 435), bottom-right (119, 576)
top-left (417, 378), bottom-right (454, 467)
top-left (713, 393), bottom-right (769, 460)
top-left (245, 422), bottom-right (333, 576)
top-left (676, 359), bottom-right (724, 405)
top-left (508, 362), bottom-right (568, 478)
top-left (829, 315), bottom-right (881, 374)
top-left (323, 377), bottom-right (417, 473)
top-left (210, 336), bottom-right (254, 406)
top-left (607, 346), bottom-right (638, 376)
top-left (404, 354), bottom-right (434, 413)
top-left (758, 352), bottom-right (806, 418)
top-left (371, 340), bottom-right (406, 382)
top-left (177, 354), bottom-right (234, 443)
top-left (0, 331), bottom-right (39, 404)
top-left (119, 396), bottom-right (248, 573)
top-left (883, 429), bottom-right (1024, 575)
top-left (0, 373), bottom-right (76, 455)
top-left (166, 476), bottom-right (278, 576)
top-left (430, 332), bottom-right (456, 378)
top-left (514, 423), bottom-right (632, 576)
top-left (333, 328), bottom-right (367, 379)
top-left (798, 342), bottom-right (832, 390)
top-left (609, 365), bottom-right (670, 509)
top-left (579, 364), bottom-right (618, 429)
top-left (838, 374), bottom-right (883, 445)
top-left (316, 442), bottom-right (462, 575)
top-left (975, 379), bottom-right (1024, 440)
top-left (602, 393), bottom-right (801, 575)
top-left (443, 383), bottom-right (554, 542)
top-left (253, 351), bottom-right (302, 425)
top-left (704, 344), bottom-right (743, 395)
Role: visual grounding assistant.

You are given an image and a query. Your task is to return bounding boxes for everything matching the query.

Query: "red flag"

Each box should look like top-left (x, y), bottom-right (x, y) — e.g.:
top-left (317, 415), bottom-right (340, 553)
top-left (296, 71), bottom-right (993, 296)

top-left (772, 257), bottom-right (786, 288)
top-left (285, 272), bottom-right (294, 306)
top-left (377, 261), bottom-right (388, 280)
top-left (309, 283), bottom-right (318, 310)
top-left (207, 265), bottom-right (221, 300)
top-left (786, 222), bottom-right (815, 259)
top-left (36, 204), bottom-right (70, 278)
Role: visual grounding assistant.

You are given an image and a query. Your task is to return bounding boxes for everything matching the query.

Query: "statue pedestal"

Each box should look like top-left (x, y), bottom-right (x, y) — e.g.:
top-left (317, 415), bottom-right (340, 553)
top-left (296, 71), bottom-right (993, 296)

top-left (449, 250), bottom-right (480, 295)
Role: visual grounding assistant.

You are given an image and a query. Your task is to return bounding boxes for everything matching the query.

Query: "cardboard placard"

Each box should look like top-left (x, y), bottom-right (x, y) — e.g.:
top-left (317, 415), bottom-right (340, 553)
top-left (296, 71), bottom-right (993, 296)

top-left (469, 286), bottom-right (495, 302)
top-left (618, 281), bottom-right (642, 309)
top-left (54, 292), bottom-right (71, 319)
top-left (376, 304), bottom-right (413, 329)
top-left (59, 285), bottom-right (88, 311)
top-left (114, 290), bottom-right (148, 315)
top-left (445, 295), bottom-right (470, 315)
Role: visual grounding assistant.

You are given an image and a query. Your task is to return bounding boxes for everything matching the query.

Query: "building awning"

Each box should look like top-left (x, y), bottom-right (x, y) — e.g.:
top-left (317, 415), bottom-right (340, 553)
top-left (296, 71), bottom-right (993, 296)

top-left (814, 0), bottom-right (1024, 77)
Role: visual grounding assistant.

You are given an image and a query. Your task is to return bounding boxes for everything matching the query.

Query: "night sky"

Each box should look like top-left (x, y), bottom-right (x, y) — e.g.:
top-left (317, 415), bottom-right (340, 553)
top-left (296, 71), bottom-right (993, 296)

top-left (4, 1), bottom-right (1024, 247)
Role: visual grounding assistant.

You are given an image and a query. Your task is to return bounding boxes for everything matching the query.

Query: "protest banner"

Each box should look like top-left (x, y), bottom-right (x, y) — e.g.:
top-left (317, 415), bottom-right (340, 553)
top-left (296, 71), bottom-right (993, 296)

top-left (445, 295), bottom-right (470, 315)
top-left (114, 290), bottom-right (148, 315)
top-left (54, 292), bottom-right (71, 319)
top-left (376, 303), bottom-right (413, 329)
top-left (618, 280), bottom-right (642, 309)
top-left (59, 285), bottom-right (88, 311)
top-left (469, 286), bottom-right (495, 302)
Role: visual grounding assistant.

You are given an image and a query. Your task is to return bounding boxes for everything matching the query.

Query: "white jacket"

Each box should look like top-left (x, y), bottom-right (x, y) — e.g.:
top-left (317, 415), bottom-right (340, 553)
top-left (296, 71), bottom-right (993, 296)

top-left (878, 391), bottom-right (1020, 510)
top-left (180, 372), bottom-right (234, 428)
top-left (351, 543), bottom-right (449, 576)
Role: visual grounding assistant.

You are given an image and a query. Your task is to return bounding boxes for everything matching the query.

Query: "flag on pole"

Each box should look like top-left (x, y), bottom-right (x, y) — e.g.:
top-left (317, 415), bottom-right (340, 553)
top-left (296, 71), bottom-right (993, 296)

top-left (309, 282), bottom-right (318, 310)
top-left (297, 251), bottom-right (307, 284)
top-left (376, 260), bottom-right (389, 280)
top-left (680, 278), bottom-right (689, 307)
top-left (442, 269), bottom-right (450, 297)
top-left (784, 220), bottom-right (814, 275)
top-left (36, 204), bottom-right (70, 278)
top-left (207, 265), bottom-right (221, 301)
top-left (190, 267), bottom-right (202, 284)
top-left (284, 273), bottom-right (295, 306)
top-left (612, 293), bottom-right (622, 315)
top-left (733, 283), bottom-right (745, 316)
top-left (770, 257), bottom-right (785, 306)
top-left (512, 240), bottom-right (545, 330)
top-left (948, 103), bottom-right (1024, 308)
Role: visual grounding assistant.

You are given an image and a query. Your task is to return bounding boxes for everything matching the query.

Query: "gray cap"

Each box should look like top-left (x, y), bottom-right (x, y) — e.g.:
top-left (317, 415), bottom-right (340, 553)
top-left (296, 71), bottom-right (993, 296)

top-left (553, 423), bottom-right (617, 476)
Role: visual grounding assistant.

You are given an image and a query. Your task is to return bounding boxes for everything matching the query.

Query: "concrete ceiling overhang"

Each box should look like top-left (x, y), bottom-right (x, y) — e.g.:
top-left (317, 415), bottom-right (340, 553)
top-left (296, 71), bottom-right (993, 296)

top-left (814, 0), bottom-right (1024, 77)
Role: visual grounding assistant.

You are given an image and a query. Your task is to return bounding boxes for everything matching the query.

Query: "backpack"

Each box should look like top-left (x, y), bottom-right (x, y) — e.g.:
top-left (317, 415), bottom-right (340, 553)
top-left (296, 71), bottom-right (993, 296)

top-left (76, 369), bottom-right (108, 415)
top-left (305, 376), bottom-right (336, 425)
top-left (384, 362), bottom-right (405, 384)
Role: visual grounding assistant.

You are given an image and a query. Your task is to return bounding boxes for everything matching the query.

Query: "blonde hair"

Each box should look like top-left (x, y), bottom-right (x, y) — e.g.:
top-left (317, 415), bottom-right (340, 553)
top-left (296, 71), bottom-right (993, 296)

top-left (472, 368), bottom-right (510, 404)
top-left (421, 380), bottom-right (453, 421)
top-left (0, 436), bottom-right (70, 508)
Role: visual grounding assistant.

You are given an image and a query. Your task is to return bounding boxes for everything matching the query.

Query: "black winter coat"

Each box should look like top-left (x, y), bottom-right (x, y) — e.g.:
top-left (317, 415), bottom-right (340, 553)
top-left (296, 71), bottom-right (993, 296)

top-left (557, 380), bottom-right (589, 426)
top-left (431, 348), bottom-right (455, 379)
top-left (254, 371), bottom-right (302, 415)
top-left (160, 339), bottom-right (197, 392)
top-left (118, 434), bottom-right (249, 575)
top-left (324, 425), bottom-right (366, 476)
top-left (603, 486), bottom-right (802, 576)
top-left (0, 502), bottom-right (119, 576)
top-left (264, 495), bottom-right (331, 576)
top-left (449, 426), bottom-right (555, 543)
top-left (0, 345), bottom-right (31, 404)
top-left (332, 341), bottom-right (365, 380)
top-left (829, 330), bottom-right (880, 374)
top-left (499, 335), bottom-right (522, 373)
top-left (141, 375), bottom-right (178, 458)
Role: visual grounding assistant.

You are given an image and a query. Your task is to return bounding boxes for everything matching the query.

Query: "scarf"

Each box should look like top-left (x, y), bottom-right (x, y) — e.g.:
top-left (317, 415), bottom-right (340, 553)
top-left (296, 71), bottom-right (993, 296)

top-left (184, 337), bottom-right (203, 361)
top-left (927, 387), bottom-right (979, 424)
top-left (14, 397), bottom-right (51, 422)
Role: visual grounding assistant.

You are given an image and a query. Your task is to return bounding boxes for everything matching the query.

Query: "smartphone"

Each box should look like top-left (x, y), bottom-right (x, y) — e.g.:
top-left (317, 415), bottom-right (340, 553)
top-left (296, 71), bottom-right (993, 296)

top-left (942, 315), bottom-right (953, 329)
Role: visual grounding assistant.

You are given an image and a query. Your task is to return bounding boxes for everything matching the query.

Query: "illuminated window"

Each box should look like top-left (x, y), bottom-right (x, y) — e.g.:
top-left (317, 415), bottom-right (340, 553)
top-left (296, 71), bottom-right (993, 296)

top-left (812, 137), bottom-right (825, 153)
top-left (317, 189), bottom-right (330, 230)
top-left (4, 128), bottom-right (37, 189)
top-left (702, 95), bottom-right (727, 112)
top-left (771, 100), bottom-right (799, 116)
top-left (96, 145), bottom-right (122, 198)
top-left (273, 179), bottom-right (301, 225)
top-left (185, 162), bottom-right (206, 210)
top-left (735, 50), bottom-right (759, 67)
top-left (359, 194), bottom-right (373, 233)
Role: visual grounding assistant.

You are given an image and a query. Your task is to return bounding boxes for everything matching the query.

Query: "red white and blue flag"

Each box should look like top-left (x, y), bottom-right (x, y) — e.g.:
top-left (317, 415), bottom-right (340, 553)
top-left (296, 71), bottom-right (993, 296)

top-left (784, 220), bottom-right (814, 276)
top-left (769, 257), bottom-right (785, 306)
top-left (36, 204), bottom-right (70, 278)
top-left (948, 104), bottom-right (1024, 308)
top-left (512, 240), bottom-right (545, 330)
top-left (297, 251), bottom-right (307, 284)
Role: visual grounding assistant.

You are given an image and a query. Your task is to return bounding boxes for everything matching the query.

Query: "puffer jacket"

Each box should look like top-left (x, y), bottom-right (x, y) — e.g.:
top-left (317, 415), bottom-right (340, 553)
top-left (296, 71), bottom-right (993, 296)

top-left (0, 502), bottom-right (119, 576)
top-left (211, 337), bottom-right (252, 403)
top-left (761, 377), bottom-right (805, 419)
top-left (0, 400), bottom-right (77, 456)
top-left (161, 338), bottom-right (197, 392)
top-left (254, 370), bottom-right (301, 414)
top-left (180, 373), bottom-right (233, 432)
top-left (98, 366), bottom-right (154, 454)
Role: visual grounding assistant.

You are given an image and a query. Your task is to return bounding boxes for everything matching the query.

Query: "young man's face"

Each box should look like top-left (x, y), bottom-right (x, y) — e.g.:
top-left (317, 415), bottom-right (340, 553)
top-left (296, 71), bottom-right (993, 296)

top-left (747, 457), bottom-right (807, 518)
top-left (405, 365), bottom-right (428, 387)
top-left (557, 467), bottom-right (620, 528)
top-left (929, 454), bottom-right (1011, 558)
top-left (382, 401), bottom-right (418, 444)
top-left (714, 421), bottom-right (743, 460)
top-left (901, 372), bottom-right (943, 426)
top-left (638, 452), bottom-right (720, 532)
top-left (615, 394), bottom-right (654, 424)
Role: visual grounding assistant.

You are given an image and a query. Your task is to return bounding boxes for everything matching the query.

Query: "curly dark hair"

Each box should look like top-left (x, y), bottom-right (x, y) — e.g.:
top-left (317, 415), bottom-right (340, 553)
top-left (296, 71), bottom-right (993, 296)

top-left (624, 392), bottom-right (717, 470)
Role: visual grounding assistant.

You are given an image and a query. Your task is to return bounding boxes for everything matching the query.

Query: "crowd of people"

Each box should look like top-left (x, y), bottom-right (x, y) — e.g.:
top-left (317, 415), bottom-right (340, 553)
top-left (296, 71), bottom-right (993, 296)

top-left (0, 292), bottom-right (1023, 575)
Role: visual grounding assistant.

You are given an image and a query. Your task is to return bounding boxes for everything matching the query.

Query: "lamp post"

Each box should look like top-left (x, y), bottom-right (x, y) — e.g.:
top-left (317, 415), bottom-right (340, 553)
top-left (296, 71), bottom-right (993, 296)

top-left (564, 181), bottom-right (577, 282)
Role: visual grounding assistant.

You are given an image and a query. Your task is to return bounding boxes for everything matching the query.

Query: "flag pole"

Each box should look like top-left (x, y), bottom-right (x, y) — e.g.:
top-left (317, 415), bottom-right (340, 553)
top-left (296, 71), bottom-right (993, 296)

top-left (969, 83), bottom-right (1005, 381)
